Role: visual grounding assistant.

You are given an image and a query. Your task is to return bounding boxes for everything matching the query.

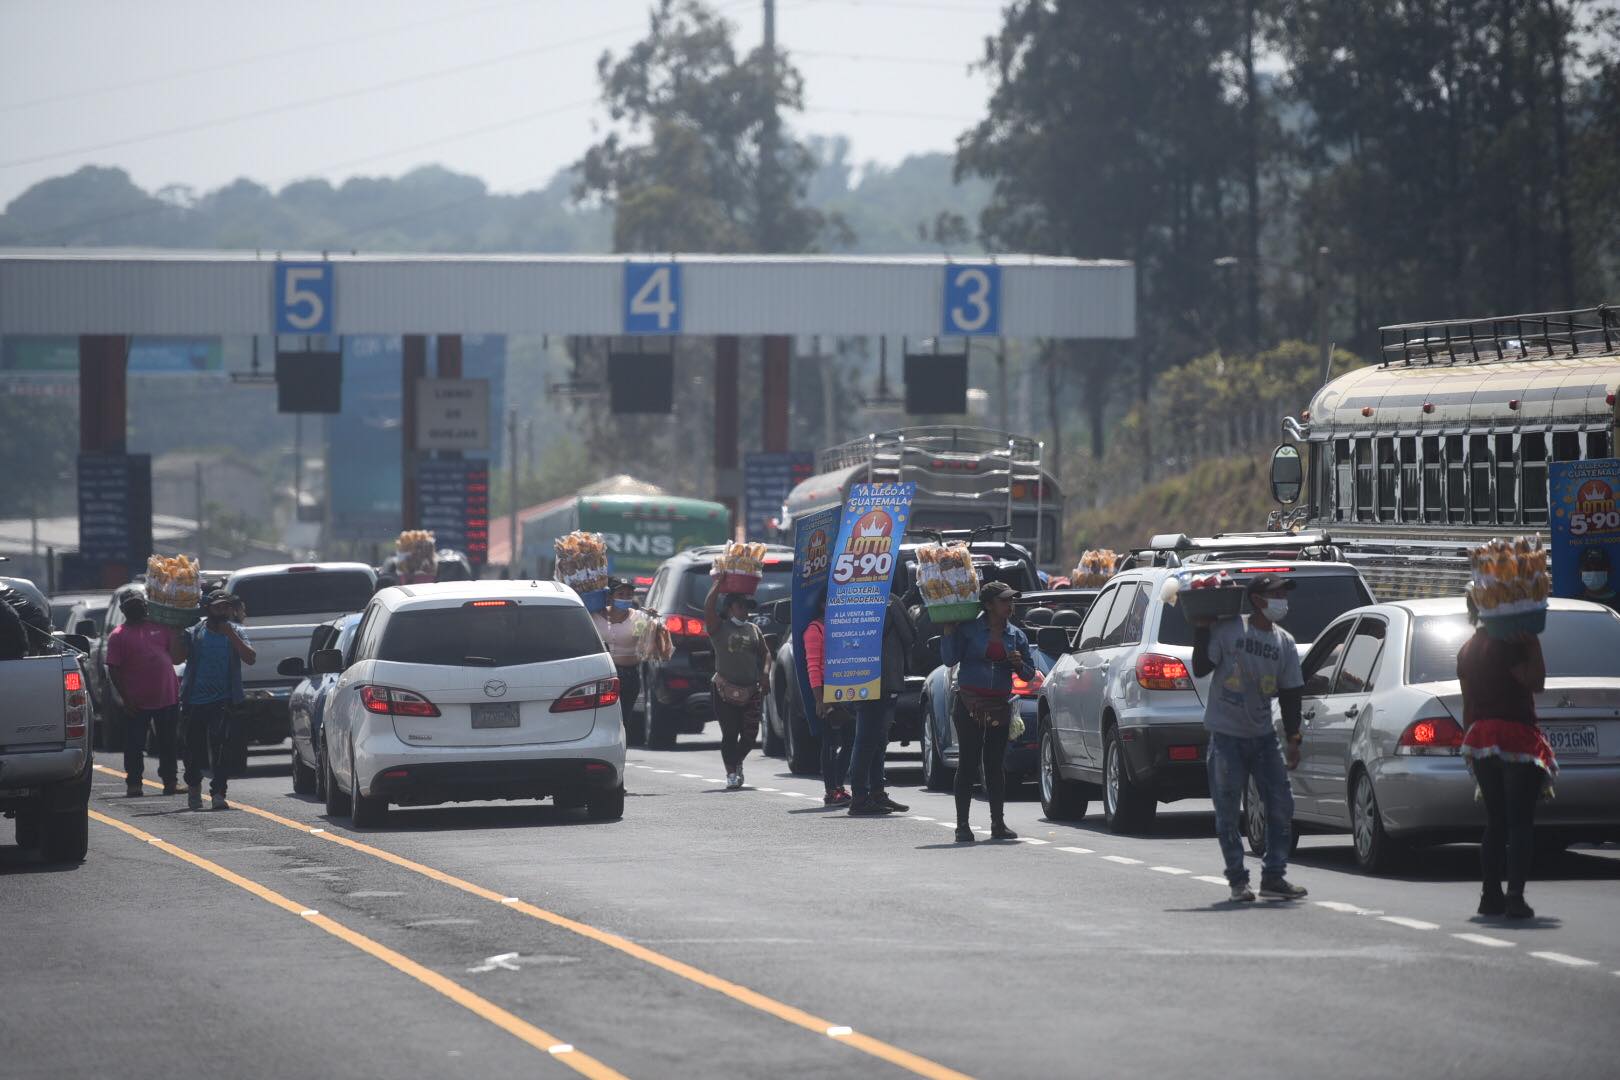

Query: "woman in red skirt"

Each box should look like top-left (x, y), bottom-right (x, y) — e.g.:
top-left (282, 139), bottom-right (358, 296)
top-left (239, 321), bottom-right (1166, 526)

top-left (1456, 605), bottom-right (1557, 920)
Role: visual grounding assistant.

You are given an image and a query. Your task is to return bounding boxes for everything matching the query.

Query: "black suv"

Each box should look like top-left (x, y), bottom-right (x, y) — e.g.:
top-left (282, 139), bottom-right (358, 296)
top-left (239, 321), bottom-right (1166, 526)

top-left (639, 545), bottom-right (795, 749)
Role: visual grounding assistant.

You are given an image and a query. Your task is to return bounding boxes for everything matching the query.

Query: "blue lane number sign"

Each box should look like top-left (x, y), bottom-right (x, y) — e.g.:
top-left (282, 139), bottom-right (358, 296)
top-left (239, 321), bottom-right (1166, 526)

top-left (275, 261), bottom-right (334, 334)
top-left (942, 263), bottom-right (1001, 337)
top-left (624, 262), bottom-right (681, 335)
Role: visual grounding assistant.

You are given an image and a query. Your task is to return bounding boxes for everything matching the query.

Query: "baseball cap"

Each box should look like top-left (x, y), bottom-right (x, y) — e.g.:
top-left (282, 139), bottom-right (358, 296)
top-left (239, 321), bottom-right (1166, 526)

top-left (1244, 573), bottom-right (1297, 595)
top-left (980, 581), bottom-right (1019, 604)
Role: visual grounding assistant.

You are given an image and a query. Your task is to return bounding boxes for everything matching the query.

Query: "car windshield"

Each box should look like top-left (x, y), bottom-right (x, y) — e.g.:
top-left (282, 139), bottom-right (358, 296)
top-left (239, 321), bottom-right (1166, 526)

top-left (1158, 573), bottom-right (1373, 647)
top-left (377, 603), bottom-right (604, 666)
top-left (231, 571), bottom-right (375, 619)
top-left (1408, 610), bottom-right (1620, 684)
top-left (679, 566), bottom-right (792, 611)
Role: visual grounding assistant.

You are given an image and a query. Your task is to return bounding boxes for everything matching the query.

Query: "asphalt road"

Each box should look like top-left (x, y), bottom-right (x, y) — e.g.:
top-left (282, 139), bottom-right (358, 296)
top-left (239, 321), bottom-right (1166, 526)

top-left (5, 736), bottom-right (1619, 1080)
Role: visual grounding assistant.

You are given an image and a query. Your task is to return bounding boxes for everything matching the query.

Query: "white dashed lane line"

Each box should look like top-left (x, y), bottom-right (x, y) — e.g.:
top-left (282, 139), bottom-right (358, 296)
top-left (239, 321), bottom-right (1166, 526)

top-left (1101, 855), bottom-right (1144, 866)
top-left (1194, 876), bottom-right (1229, 886)
top-left (1058, 846), bottom-right (1094, 855)
top-left (1150, 866), bottom-right (1191, 875)
top-left (1315, 901), bottom-right (1380, 916)
top-left (1378, 916), bottom-right (1440, 931)
top-left (1453, 933), bottom-right (1515, 948)
top-left (1532, 951), bottom-right (1599, 968)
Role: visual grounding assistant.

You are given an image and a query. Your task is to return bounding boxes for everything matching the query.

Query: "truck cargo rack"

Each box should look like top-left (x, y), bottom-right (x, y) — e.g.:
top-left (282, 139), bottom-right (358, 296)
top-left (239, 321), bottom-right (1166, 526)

top-left (1380, 303), bottom-right (1619, 368)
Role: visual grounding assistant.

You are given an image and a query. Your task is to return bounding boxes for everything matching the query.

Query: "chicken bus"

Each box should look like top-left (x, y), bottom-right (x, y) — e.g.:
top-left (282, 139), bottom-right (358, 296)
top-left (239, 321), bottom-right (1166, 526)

top-left (1266, 304), bottom-right (1620, 599)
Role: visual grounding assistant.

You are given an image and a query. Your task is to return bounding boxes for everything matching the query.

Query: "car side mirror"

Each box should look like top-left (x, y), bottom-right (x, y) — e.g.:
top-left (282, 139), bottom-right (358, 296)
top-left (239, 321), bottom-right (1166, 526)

top-left (310, 649), bottom-right (345, 675)
top-left (74, 619), bottom-right (98, 638)
top-left (1036, 626), bottom-right (1074, 656)
top-left (277, 656), bottom-right (308, 678)
top-left (61, 633), bottom-right (91, 653)
top-left (1270, 443), bottom-right (1303, 506)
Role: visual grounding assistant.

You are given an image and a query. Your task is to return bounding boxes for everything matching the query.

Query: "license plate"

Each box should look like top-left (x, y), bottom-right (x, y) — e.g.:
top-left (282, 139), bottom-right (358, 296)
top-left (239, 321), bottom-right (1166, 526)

top-left (472, 703), bottom-right (520, 729)
top-left (1543, 724), bottom-right (1599, 756)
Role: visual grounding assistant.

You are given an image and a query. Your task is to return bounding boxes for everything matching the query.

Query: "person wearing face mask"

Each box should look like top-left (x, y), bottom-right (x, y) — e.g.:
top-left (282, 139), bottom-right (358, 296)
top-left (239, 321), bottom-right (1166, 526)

top-left (1577, 547), bottom-right (1618, 611)
top-left (1190, 575), bottom-right (1307, 903)
top-left (594, 578), bottom-right (662, 743)
top-left (704, 581), bottom-right (770, 791)
top-left (171, 591), bottom-right (257, 810)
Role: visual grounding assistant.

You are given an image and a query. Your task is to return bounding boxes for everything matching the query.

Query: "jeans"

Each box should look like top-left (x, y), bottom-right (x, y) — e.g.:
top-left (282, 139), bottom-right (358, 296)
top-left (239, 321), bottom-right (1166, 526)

top-left (1207, 731), bottom-right (1294, 884)
top-left (1472, 756), bottom-right (1540, 897)
top-left (848, 697), bottom-right (894, 799)
top-left (615, 664), bottom-right (641, 740)
top-left (183, 700), bottom-right (239, 797)
top-left (951, 693), bottom-right (1010, 825)
top-left (714, 694), bottom-right (761, 775)
top-left (124, 706), bottom-right (178, 787)
top-left (820, 709), bottom-right (854, 794)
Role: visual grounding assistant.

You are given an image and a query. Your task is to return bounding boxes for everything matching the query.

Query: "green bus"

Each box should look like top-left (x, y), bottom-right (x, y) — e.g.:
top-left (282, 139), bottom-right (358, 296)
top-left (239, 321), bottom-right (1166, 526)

top-left (519, 493), bottom-right (732, 582)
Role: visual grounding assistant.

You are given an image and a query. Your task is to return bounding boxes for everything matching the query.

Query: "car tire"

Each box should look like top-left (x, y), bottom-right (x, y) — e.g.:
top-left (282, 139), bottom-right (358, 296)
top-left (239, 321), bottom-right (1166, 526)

top-left (586, 785), bottom-right (625, 821)
top-left (1242, 778), bottom-right (1301, 858)
top-left (762, 680), bottom-right (787, 758)
top-left (290, 744), bottom-right (318, 796)
top-left (40, 802), bottom-right (89, 863)
top-left (1038, 723), bottom-right (1088, 821)
top-left (1350, 769), bottom-right (1403, 874)
top-left (14, 808), bottom-right (42, 850)
top-left (323, 739), bottom-right (350, 819)
top-left (785, 697), bottom-right (819, 776)
top-left (1102, 725), bottom-right (1156, 835)
top-left (921, 707), bottom-right (955, 792)
top-left (349, 750), bottom-right (388, 828)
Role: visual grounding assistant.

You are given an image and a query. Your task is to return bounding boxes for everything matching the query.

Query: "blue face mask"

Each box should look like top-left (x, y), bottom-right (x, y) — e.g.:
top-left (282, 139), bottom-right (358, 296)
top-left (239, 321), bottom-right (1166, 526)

top-left (612, 599), bottom-right (633, 611)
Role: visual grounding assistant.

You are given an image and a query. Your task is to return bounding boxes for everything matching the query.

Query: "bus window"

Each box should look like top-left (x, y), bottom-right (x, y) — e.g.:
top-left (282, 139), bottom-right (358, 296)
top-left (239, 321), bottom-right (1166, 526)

top-left (1422, 436), bottom-right (1443, 523)
top-left (1355, 438), bottom-right (1375, 521)
top-left (1334, 440), bottom-right (1353, 522)
top-left (1588, 431), bottom-right (1610, 459)
top-left (1469, 434), bottom-right (1493, 523)
top-left (1446, 435), bottom-right (1468, 524)
top-left (1377, 438), bottom-right (1398, 520)
top-left (1495, 433), bottom-right (1517, 523)
top-left (1553, 431), bottom-right (1581, 461)
top-left (1398, 437), bottom-right (1419, 520)
top-left (1522, 433), bottom-right (1548, 525)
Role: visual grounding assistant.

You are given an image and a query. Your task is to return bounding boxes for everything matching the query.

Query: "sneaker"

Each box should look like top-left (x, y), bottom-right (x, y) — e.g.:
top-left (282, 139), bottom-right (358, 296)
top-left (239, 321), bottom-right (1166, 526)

top-left (187, 787), bottom-right (203, 811)
top-left (823, 790), bottom-right (841, 806)
top-left (848, 798), bottom-right (891, 816)
top-left (954, 825), bottom-right (976, 843)
top-left (1478, 890), bottom-right (1508, 917)
top-left (1229, 881), bottom-right (1257, 903)
top-left (211, 795), bottom-right (229, 811)
top-left (735, 765), bottom-right (744, 787)
top-left (125, 783), bottom-right (144, 798)
top-left (1259, 876), bottom-right (1308, 900)
top-left (1504, 894), bottom-right (1535, 920)
top-left (724, 773), bottom-right (740, 790)
top-left (831, 788), bottom-right (852, 805)
top-left (878, 793), bottom-right (910, 813)
top-left (990, 822), bottom-right (1018, 841)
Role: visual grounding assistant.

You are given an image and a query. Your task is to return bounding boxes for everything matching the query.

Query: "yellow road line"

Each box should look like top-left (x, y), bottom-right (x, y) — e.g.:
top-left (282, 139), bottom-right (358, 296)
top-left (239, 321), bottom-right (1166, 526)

top-left (95, 764), bottom-right (976, 1080)
top-left (88, 807), bottom-right (627, 1080)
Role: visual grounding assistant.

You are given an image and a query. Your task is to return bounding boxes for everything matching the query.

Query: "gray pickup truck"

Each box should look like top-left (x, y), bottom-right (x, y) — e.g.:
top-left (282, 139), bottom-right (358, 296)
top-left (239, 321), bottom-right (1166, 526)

top-left (2, 576), bottom-right (93, 863)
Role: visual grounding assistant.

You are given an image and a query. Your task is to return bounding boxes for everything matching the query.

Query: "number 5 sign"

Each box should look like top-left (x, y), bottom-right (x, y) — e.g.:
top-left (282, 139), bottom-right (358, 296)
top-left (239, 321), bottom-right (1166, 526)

top-left (942, 263), bottom-right (1001, 337)
top-left (624, 262), bottom-right (681, 334)
top-left (275, 262), bottom-right (334, 334)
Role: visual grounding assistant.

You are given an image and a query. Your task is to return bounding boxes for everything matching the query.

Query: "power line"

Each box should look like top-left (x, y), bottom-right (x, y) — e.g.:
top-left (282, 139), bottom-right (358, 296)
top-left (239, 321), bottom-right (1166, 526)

top-left (795, 49), bottom-right (977, 68)
top-left (804, 105), bottom-right (976, 122)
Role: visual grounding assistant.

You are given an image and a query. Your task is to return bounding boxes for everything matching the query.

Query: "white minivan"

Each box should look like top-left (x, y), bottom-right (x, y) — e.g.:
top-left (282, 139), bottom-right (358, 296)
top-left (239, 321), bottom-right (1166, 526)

top-left (318, 580), bottom-right (625, 825)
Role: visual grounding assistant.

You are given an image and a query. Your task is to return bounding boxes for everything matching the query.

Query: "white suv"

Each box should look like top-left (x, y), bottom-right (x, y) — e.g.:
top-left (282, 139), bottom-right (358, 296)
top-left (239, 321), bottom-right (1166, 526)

top-left (1038, 536), bottom-right (1373, 834)
top-left (318, 580), bottom-right (625, 825)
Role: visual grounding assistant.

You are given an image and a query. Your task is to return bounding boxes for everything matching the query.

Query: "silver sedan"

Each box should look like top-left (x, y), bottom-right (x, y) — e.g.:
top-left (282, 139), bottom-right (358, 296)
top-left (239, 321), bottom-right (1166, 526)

top-left (1245, 597), bottom-right (1620, 873)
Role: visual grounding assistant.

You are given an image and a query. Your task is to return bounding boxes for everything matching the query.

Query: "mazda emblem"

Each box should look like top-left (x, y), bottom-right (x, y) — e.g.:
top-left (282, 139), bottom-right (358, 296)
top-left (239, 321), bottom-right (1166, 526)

top-left (483, 680), bottom-right (508, 698)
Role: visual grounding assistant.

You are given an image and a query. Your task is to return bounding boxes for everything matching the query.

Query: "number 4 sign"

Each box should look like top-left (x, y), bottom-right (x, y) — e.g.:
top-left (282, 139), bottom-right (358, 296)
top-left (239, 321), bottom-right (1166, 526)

top-left (942, 263), bottom-right (1001, 337)
top-left (624, 262), bottom-right (681, 334)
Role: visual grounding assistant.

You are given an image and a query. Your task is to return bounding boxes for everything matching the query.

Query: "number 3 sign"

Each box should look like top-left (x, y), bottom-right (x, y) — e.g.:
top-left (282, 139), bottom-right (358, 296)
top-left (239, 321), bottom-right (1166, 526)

top-left (275, 262), bottom-right (334, 334)
top-left (942, 263), bottom-right (1001, 337)
top-left (624, 262), bottom-right (681, 334)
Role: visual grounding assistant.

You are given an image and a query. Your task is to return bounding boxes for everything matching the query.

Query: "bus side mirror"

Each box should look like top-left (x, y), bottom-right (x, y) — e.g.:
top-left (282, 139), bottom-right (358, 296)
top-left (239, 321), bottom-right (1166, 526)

top-left (1269, 444), bottom-right (1303, 506)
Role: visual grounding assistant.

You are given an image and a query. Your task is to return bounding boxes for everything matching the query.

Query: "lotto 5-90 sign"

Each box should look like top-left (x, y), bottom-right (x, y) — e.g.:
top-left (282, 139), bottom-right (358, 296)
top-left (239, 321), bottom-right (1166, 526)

top-left (822, 482), bottom-right (915, 704)
top-left (275, 262), bottom-right (334, 334)
top-left (942, 263), bottom-right (1001, 336)
top-left (623, 262), bottom-right (681, 334)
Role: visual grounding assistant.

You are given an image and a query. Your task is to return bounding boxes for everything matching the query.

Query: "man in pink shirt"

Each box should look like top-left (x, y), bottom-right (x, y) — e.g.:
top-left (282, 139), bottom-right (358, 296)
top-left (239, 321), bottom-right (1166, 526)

top-left (105, 593), bottom-right (180, 796)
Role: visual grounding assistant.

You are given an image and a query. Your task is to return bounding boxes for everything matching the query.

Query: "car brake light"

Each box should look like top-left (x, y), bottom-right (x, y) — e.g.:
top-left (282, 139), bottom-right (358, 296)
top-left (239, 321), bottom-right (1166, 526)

top-left (1238, 567), bottom-right (1293, 573)
top-left (1395, 712), bottom-right (1464, 756)
top-left (552, 678), bottom-right (621, 713)
top-left (1137, 653), bottom-right (1194, 691)
top-left (664, 614), bottom-right (705, 637)
top-left (287, 565), bottom-right (319, 573)
top-left (64, 668), bottom-right (89, 739)
top-left (1168, 745), bottom-right (1199, 762)
top-left (64, 671), bottom-right (83, 692)
top-left (359, 684), bottom-right (441, 717)
top-left (467, 599), bottom-right (514, 607)
top-left (1011, 672), bottom-right (1043, 697)
top-left (666, 676), bottom-right (692, 690)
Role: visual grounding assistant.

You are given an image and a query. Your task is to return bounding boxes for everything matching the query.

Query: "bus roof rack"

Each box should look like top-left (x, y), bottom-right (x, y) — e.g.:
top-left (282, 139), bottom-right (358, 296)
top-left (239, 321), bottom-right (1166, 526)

top-left (1379, 303), bottom-right (1619, 368)
top-left (1136, 530), bottom-right (1342, 567)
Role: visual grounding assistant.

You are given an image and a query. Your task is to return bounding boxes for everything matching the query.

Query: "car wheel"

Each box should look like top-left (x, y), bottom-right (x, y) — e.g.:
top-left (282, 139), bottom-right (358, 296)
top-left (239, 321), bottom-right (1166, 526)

top-left (586, 785), bottom-right (625, 821)
top-left (1102, 725), bottom-right (1156, 835)
top-left (323, 739), bottom-right (350, 818)
top-left (290, 743), bottom-right (318, 796)
top-left (921, 708), bottom-right (954, 792)
top-left (762, 679), bottom-right (787, 757)
top-left (14, 808), bottom-right (42, 850)
top-left (1350, 769), bottom-right (1402, 874)
top-left (1243, 778), bottom-right (1300, 857)
top-left (1039, 723), bottom-right (1088, 821)
top-left (40, 801), bottom-right (89, 863)
top-left (785, 696), bottom-right (819, 776)
top-left (349, 749), bottom-right (388, 828)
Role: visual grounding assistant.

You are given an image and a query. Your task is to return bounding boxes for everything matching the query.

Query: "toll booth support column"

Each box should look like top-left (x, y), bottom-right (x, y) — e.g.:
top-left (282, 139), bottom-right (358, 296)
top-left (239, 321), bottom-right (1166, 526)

top-left (715, 335), bottom-right (741, 528)
top-left (401, 334), bottom-right (427, 528)
top-left (762, 335), bottom-right (790, 454)
top-left (437, 334), bottom-right (462, 379)
top-left (79, 335), bottom-right (130, 588)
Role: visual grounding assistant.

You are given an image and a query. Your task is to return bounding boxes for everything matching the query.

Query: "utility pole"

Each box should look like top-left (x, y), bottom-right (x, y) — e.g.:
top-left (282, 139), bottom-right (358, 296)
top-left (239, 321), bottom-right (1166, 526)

top-left (759, 0), bottom-right (780, 253)
top-left (1315, 245), bottom-right (1333, 383)
top-left (194, 460), bottom-right (205, 568)
top-left (995, 338), bottom-right (1009, 433)
top-left (507, 406), bottom-right (519, 577)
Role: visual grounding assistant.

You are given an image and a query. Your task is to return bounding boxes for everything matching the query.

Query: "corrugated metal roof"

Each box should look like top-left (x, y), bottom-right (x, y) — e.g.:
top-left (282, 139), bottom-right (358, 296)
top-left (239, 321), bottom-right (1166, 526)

top-left (0, 248), bottom-right (1135, 338)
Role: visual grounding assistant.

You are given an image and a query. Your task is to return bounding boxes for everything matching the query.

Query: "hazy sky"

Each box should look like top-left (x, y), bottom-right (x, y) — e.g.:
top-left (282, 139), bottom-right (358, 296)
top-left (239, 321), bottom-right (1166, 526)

top-left (0, 0), bottom-right (1005, 207)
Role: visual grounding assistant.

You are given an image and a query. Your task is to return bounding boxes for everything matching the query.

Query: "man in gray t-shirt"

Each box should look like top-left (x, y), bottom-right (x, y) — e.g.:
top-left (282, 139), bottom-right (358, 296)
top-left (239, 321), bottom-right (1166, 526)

top-left (1191, 574), bottom-right (1307, 903)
